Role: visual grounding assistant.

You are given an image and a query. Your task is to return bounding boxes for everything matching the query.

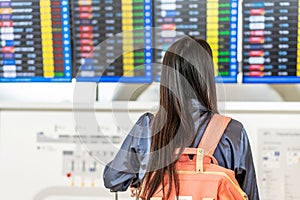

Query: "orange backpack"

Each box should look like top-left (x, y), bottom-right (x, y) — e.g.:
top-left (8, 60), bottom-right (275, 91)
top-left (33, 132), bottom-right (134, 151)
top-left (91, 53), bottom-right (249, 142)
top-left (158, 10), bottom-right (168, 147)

top-left (145, 114), bottom-right (248, 200)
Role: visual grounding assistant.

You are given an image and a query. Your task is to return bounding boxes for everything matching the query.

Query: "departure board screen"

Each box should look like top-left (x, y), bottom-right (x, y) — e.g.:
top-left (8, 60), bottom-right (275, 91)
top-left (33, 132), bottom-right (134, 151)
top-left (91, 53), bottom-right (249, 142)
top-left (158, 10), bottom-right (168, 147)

top-left (0, 0), bottom-right (72, 82)
top-left (153, 0), bottom-right (238, 83)
top-left (73, 0), bottom-right (152, 83)
top-left (242, 1), bottom-right (300, 83)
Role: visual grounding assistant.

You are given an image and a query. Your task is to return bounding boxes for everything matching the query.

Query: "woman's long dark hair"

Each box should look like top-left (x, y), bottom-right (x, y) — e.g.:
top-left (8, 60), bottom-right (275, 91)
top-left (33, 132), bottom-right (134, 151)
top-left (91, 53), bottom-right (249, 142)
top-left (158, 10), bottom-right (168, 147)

top-left (141, 36), bottom-right (218, 199)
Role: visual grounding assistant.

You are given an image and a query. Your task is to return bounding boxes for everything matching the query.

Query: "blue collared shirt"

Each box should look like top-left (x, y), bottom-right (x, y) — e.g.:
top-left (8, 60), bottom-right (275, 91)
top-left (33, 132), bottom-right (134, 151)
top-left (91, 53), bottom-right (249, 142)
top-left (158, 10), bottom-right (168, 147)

top-left (103, 102), bottom-right (260, 200)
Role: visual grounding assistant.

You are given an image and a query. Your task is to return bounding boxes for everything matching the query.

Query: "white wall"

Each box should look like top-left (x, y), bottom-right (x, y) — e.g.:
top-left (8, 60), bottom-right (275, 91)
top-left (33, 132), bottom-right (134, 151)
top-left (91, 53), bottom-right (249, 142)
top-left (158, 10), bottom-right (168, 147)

top-left (1, 102), bottom-right (300, 199)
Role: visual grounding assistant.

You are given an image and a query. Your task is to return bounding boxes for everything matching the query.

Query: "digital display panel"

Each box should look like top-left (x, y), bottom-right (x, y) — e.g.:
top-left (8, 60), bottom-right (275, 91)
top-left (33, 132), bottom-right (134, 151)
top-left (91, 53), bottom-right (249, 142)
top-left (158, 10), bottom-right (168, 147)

top-left (153, 0), bottom-right (239, 83)
top-left (242, 1), bottom-right (300, 83)
top-left (0, 0), bottom-right (72, 82)
top-left (72, 0), bottom-right (153, 83)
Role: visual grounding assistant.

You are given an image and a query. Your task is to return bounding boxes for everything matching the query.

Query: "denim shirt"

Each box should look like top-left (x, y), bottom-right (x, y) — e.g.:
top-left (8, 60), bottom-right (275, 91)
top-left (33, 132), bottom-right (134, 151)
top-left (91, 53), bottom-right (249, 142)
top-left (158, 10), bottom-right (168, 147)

top-left (103, 103), bottom-right (260, 200)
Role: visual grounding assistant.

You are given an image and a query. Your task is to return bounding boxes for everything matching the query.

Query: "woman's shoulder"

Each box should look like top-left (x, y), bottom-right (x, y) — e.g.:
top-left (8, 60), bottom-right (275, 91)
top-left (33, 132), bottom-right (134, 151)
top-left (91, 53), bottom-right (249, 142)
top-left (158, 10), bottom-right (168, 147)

top-left (227, 118), bottom-right (243, 131)
top-left (128, 112), bottom-right (154, 139)
top-left (219, 117), bottom-right (252, 159)
top-left (223, 116), bottom-right (246, 140)
top-left (135, 112), bottom-right (154, 126)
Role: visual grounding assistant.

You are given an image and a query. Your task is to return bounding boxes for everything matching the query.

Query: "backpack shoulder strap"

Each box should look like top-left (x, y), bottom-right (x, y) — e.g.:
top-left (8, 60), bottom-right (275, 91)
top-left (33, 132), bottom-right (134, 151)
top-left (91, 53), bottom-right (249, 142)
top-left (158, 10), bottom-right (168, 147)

top-left (198, 114), bottom-right (231, 156)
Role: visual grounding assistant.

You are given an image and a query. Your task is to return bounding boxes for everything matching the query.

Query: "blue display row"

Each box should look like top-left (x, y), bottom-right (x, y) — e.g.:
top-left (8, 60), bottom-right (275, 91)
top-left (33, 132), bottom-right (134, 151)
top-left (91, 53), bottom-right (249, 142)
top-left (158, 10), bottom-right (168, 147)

top-left (1, 0), bottom-right (300, 83)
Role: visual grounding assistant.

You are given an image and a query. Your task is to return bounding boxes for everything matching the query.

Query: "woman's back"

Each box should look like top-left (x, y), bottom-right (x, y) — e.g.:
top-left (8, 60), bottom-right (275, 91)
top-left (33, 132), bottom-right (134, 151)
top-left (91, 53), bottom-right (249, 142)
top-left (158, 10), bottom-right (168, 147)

top-left (103, 109), bottom-right (259, 199)
top-left (103, 36), bottom-right (260, 199)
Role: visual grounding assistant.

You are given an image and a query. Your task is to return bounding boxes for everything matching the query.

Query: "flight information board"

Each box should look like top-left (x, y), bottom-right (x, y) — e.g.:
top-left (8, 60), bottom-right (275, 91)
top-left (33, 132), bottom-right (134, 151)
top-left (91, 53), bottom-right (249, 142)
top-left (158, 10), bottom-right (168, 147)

top-left (153, 0), bottom-right (238, 83)
top-left (73, 0), bottom-right (152, 83)
top-left (242, 1), bottom-right (300, 83)
top-left (0, 0), bottom-right (72, 82)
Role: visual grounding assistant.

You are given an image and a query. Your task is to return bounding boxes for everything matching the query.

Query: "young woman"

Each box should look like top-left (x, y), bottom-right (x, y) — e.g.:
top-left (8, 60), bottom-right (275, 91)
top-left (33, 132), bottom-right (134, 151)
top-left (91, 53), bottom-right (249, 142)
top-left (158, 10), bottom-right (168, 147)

top-left (103, 36), bottom-right (260, 200)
